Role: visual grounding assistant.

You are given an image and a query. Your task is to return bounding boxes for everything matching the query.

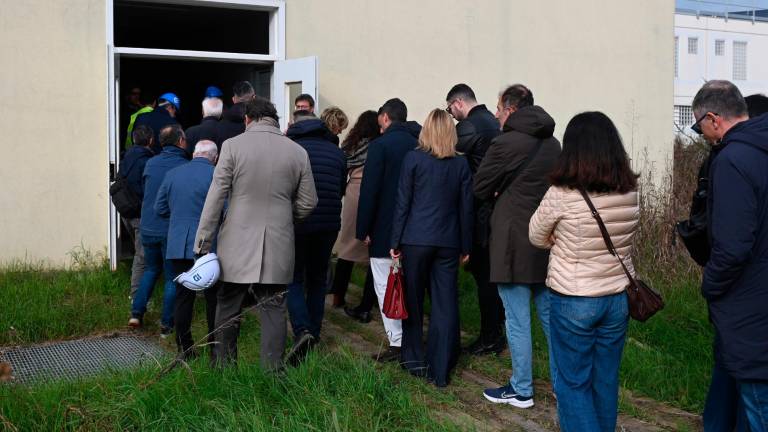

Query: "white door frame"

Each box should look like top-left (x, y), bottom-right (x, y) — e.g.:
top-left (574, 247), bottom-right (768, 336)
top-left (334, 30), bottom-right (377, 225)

top-left (105, 0), bottom-right (286, 270)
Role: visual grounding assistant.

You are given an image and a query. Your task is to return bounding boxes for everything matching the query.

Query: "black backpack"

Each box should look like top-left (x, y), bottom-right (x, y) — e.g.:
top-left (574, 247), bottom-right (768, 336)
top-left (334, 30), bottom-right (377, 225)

top-left (110, 158), bottom-right (142, 219)
top-left (676, 152), bottom-right (712, 267)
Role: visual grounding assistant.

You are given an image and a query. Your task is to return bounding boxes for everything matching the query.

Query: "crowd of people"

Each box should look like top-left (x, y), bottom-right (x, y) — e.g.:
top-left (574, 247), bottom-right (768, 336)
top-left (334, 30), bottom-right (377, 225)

top-left (116, 79), bottom-right (768, 432)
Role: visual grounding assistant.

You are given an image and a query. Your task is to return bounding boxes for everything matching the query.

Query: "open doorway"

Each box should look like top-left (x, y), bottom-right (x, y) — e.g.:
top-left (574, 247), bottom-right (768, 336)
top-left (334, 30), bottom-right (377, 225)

top-left (118, 57), bottom-right (271, 145)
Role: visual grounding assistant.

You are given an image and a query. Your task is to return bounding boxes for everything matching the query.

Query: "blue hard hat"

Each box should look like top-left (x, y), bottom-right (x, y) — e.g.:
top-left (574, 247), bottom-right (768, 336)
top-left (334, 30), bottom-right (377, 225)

top-left (205, 86), bottom-right (223, 98)
top-left (159, 92), bottom-right (180, 110)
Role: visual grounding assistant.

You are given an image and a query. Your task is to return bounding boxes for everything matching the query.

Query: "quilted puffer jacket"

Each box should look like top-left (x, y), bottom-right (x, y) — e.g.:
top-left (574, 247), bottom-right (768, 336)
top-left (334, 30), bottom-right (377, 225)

top-left (528, 185), bottom-right (639, 297)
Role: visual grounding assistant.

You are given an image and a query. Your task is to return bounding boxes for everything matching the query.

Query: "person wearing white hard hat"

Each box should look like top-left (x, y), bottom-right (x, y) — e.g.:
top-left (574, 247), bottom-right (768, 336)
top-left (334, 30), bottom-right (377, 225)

top-left (155, 140), bottom-right (219, 359)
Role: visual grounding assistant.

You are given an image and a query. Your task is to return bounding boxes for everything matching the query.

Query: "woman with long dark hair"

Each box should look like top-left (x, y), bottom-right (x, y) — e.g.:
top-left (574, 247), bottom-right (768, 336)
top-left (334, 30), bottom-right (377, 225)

top-left (390, 109), bottom-right (473, 387)
top-left (529, 111), bottom-right (639, 431)
top-left (328, 110), bottom-right (380, 322)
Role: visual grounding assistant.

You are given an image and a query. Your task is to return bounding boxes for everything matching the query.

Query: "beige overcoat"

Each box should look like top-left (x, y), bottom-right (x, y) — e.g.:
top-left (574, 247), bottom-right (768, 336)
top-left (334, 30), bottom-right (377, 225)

top-left (194, 118), bottom-right (318, 284)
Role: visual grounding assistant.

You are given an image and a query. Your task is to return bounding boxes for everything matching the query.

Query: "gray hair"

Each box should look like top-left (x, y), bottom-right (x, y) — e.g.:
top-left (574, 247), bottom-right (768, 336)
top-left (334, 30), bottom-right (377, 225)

top-left (692, 80), bottom-right (748, 120)
top-left (193, 140), bottom-right (218, 162)
top-left (202, 98), bottom-right (223, 119)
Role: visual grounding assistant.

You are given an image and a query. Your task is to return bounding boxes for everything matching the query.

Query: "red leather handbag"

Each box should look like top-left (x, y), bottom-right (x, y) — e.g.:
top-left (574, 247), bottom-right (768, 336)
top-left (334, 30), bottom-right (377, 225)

top-left (383, 257), bottom-right (408, 320)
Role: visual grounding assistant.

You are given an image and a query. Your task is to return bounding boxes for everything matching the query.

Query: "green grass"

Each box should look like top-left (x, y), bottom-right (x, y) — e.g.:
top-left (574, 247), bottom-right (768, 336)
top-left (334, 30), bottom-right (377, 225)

top-left (0, 348), bottom-right (462, 431)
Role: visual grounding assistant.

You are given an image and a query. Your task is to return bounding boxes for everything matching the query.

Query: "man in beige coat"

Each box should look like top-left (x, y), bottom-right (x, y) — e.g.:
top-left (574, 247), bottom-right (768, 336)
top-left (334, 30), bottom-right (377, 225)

top-left (194, 97), bottom-right (318, 370)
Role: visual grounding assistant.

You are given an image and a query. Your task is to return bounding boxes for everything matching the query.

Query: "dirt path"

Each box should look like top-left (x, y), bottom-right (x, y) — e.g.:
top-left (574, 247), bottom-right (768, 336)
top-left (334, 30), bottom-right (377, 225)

top-left (319, 289), bottom-right (702, 432)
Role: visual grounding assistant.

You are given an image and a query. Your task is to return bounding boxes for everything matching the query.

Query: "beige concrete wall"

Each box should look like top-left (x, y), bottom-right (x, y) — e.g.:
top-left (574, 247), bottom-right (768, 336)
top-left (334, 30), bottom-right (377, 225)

top-left (287, 0), bottom-right (674, 174)
top-left (0, 0), bottom-right (108, 266)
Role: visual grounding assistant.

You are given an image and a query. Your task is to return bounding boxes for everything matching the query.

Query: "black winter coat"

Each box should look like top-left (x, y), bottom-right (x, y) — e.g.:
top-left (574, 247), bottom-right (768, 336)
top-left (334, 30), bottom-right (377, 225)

top-left (456, 104), bottom-right (500, 174)
top-left (185, 116), bottom-right (221, 150)
top-left (119, 145), bottom-right (154, 202)
top-left (474, 106), bottom-right (561, 284)
top-left (217, 103), bottom-right (246, 145)
top-left (356, 121), bottom-right (421, 257)
top-left (702, 113), bottom-right (768, 381)
top-left (287, 118), bottom-right (347, 234)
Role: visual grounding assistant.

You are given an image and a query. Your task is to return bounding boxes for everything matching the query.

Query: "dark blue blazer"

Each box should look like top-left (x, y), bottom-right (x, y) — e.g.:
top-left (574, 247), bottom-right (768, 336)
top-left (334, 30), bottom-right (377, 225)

top-left (287, 118), bottom-right (347, 234)
top-left (391, 150), bottom-right (473, 255)
top-left (133, 107), bottom-right (180, 154)
top-left (356, 121), bottom-right (421, 257)
top-left (154, 157), bottom-right (216, 260)
top-left (702, 113), bottom-right (768, 381)
top-left (139, 145), bottom-right (189, 237)
top-left (119, 145), bottom-right (153, 202)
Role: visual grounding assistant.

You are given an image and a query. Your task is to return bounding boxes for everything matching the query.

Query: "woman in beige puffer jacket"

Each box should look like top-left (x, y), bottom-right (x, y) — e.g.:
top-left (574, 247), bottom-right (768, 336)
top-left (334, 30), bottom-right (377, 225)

top-left (528, 111), bottom-right (639, 432)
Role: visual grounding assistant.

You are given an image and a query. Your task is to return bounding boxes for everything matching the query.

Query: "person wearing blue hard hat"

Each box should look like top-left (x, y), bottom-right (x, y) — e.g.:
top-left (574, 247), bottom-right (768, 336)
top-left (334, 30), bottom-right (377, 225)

top-left (204, 86), bottom-right (223, 99)
top-left (134, 92), bottom-right (182, 153)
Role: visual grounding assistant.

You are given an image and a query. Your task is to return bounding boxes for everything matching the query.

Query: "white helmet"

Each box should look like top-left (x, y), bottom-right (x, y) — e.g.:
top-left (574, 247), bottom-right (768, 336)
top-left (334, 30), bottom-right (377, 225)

top-left (173, 253), bottom-right (220, 291)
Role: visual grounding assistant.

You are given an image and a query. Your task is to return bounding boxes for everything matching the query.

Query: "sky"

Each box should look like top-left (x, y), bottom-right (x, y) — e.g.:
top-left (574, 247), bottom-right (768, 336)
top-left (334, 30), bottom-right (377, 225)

top-left (677, 0), bottom-right (768, 12)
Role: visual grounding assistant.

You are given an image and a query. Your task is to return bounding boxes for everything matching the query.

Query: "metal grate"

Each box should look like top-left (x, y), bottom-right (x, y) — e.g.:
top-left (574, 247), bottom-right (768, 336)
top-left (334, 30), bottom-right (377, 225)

top-left (0, 335), bottom-right (167, 384)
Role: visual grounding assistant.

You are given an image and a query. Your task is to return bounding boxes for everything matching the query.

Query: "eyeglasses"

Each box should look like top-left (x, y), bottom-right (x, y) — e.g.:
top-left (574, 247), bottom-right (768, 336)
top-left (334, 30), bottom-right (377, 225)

top-left (445, 99), bottom-right (457, 114)
top-left (691, 112), bottom-right (718, 135)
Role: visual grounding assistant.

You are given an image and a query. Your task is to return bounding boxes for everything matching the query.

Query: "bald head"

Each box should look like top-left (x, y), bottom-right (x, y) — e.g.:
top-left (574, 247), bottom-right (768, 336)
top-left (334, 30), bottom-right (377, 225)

top-left (193, 140), bottom-right (218, 162)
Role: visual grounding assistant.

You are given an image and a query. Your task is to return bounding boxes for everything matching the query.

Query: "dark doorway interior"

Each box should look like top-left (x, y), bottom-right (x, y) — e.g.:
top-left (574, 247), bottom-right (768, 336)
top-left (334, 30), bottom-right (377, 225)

top-left (114, 0), bottom-right (270, 54)
top-left (118, 57), bottom-right (271, 143)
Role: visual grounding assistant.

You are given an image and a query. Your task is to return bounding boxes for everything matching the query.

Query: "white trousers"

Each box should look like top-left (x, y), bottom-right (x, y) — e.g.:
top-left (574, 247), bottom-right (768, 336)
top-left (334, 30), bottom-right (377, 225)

top-left (370, 257), bottom-right (402, 347)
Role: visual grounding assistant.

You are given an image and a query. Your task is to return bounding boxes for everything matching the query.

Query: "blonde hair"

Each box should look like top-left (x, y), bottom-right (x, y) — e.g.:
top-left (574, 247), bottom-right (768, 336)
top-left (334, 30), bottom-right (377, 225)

top-left (320, 106), bottom-right (349, 135)
top-left (418, 109), bottom-right (458, 159)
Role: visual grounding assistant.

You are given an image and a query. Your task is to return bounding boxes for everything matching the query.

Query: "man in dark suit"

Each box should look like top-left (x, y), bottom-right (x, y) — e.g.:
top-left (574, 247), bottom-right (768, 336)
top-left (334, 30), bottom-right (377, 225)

top-left (154, 140), bottom-right (219, 359)
top-left (356, 98), bottom-right (420, 362)
top-left (217, 81), bottom-right (255, 144)
top-left (446, 83), bottom-right (506, 356)
top-left (185, 97), bottom-right (222, 151)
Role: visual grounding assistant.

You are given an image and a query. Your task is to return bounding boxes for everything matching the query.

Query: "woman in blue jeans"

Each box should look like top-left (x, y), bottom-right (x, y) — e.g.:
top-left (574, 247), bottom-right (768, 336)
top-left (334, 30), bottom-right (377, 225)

top-left (528, 112), bottom-right (640, 432)
top-left (390, 109), bottom-right (474, 387)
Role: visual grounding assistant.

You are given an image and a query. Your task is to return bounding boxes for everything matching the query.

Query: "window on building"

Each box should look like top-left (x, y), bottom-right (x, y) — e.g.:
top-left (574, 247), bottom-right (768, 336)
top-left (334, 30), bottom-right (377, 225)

top-left (688, 37), bottom-right (698, 54)
top-left (733, 41), bottom-right (747, 80)
top-left (715, 39), bottom-right (725, 56)
top-left (674, 36), bottom-right (679, 78)
top-left (674, 105), bottom-right (695, 130)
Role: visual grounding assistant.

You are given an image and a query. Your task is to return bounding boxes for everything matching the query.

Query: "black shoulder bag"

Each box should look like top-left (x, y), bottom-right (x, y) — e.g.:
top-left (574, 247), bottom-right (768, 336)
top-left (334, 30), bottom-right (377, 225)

top-left (578, 188), bottom-right (664, 322)
top-left (476, 140), bottom-right (543, 248)
top-left (676, 152), bottom-right (712, 266)
top-left (110, 159), bottom-right (142, 219)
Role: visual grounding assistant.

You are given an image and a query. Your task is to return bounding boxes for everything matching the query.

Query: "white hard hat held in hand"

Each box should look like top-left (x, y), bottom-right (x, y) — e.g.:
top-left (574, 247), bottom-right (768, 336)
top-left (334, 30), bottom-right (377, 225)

top-left (174, 253), bottom-right (221, 291)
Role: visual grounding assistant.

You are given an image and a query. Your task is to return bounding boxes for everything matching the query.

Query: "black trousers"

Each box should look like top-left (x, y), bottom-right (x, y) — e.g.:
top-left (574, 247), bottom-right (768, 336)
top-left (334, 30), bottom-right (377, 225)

top-left (401, 245), bottom-right (461, 387)
top-left (213, 281), bottom-right (287, 370)
top-left (171, 259), bottom-right (218, 355)
top-left (469, 242), bottom-right (505, 343)
top-left (333, 259), bottom-right (376, 312)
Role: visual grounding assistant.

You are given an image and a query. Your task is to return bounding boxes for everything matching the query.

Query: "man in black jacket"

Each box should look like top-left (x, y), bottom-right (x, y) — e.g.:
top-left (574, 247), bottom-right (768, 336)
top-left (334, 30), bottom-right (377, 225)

top-left (185, 97), bottom-right (222, 151)
top-left (134, 93), bottom-right (180, 153)
top-left (694, 80), bottom-right (768, 431)
top-left (357, 98), bottom-right (420, 363)
top-left (446, 83), bottom-right (505, 355)
top-left (118, 125), bottom-right (155, 300)
top-left (217, 81), bottom-right (255, 144)
top-left (284, 111), bottom-right (346, 364)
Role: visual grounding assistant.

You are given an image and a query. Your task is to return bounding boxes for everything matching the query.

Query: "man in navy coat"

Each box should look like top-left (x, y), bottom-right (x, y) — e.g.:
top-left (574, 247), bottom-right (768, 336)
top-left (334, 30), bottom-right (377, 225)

top-left (129, 124), bottom-right (189, 337)
top-left (693, 80), bottom-right (768, 431)
top-left (356, 98), bottom-right (420, 362)
top-left (155, 140), bottom-right (219, 359)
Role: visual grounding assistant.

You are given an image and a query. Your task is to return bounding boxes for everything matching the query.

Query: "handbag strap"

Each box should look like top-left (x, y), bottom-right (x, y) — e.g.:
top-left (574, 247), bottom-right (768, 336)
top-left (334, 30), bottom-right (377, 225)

top-left (577, 188), bottom-right (634, 284)
top-left (495, 139), bottom-right (544, 199)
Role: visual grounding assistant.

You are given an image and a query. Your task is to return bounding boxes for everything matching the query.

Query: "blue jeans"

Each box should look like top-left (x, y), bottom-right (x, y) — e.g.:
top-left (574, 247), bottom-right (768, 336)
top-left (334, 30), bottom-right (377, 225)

top-left (287, 231), bottom-right (337, 338)
top-left (550, 291), bottom-right (628, 432)
top-left (741, 381), bottom-right (768, 432)
top-left (497, 283), bottom-right (556, 397)
top-left (131, 234), bottom-right (176, 328)
top-left (704, 363), bottom-right (750, 432)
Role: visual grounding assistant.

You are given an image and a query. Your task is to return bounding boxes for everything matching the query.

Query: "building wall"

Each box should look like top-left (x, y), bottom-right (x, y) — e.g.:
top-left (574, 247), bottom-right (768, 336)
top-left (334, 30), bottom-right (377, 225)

top-left (287, 0), bottom-right (674, 174)
top-left (0, 0), bottom-right (108, 266)
top-left (675, 13), bottom-right (768, 111)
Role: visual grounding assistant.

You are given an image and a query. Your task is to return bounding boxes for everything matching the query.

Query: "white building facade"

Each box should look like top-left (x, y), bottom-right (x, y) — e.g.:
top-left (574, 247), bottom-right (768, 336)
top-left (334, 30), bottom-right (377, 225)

top-left (675, 6), bottom-right (768, 130)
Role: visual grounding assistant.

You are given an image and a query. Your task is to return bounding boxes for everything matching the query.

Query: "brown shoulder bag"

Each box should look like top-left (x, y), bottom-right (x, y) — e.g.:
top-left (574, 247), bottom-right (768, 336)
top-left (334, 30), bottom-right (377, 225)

top-left (578, 188), bottom-right (664, 322)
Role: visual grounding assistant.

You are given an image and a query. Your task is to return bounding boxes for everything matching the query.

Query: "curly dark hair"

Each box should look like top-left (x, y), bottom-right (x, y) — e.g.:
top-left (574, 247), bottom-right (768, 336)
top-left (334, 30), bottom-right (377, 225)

top-left (245, 96), bottom-right (279, 123)
top-left (341, 110), bottom-right (380, 154)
